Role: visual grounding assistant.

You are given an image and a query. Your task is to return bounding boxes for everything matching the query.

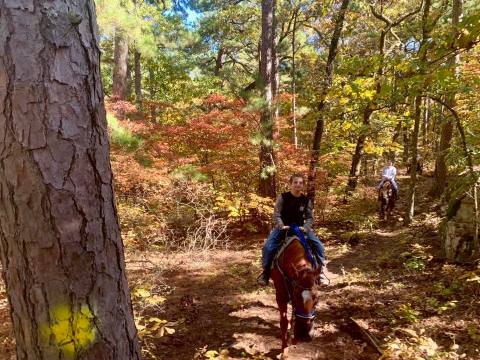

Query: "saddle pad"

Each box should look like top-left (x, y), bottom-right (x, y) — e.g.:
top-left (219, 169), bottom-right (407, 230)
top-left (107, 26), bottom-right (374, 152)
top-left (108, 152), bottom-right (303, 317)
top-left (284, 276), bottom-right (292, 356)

top-left (270, 236), bottom-right (299, 270)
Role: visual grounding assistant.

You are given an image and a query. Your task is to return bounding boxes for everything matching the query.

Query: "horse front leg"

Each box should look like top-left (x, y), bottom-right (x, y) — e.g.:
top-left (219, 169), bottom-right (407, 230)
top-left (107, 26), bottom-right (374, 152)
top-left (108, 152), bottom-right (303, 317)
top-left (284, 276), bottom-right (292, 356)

top-left (278, 303), bottom-right (289, 350)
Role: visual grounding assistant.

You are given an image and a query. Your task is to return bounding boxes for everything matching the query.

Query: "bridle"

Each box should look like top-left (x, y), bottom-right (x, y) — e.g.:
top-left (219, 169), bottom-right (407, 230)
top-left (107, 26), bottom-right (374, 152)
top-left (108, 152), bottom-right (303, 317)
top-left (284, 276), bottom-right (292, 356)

top-left (275, 257), bottom-right (317, 320)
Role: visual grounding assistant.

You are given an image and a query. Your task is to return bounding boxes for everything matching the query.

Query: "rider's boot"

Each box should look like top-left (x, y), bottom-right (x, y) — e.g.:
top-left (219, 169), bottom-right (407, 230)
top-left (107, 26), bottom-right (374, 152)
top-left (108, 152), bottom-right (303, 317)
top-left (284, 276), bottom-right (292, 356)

top-left (315, 256), bottom-right (329, 286)
top-left (257, 268), bottom-right (270, 286)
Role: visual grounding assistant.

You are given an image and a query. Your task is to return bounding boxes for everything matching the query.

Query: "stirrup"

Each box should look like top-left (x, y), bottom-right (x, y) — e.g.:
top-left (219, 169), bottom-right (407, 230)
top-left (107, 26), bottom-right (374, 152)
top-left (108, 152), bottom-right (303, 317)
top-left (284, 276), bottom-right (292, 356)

top-left (256, 272), bottom-right (270, 286)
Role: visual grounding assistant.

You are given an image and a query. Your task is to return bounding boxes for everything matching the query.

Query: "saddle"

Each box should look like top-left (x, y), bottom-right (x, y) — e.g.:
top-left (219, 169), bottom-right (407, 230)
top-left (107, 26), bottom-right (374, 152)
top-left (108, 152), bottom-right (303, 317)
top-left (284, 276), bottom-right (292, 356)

top-left (271, 231), bottom-right (318, 270)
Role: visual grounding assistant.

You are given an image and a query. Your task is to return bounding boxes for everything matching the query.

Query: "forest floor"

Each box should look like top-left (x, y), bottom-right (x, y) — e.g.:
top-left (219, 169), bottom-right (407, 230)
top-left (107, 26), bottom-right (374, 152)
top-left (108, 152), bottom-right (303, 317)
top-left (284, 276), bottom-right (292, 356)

top-left (1, 176), bottom-right (480, 360)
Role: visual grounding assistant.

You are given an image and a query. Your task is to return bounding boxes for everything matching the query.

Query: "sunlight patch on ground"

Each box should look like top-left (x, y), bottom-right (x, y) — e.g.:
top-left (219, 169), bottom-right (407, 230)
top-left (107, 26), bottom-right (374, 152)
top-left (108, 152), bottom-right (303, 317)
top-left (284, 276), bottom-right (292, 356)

top-left (231, 332), bottom-right (279, 356)
top-left (230, 306), bottom-right (278, 324)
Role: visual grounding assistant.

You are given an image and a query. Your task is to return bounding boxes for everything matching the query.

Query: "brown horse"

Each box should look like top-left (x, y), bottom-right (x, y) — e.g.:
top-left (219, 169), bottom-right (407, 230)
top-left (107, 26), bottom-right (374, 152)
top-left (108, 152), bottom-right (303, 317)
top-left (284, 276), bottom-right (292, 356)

top-left (378, 180), bottom-right (395, 220)
top-left (270, 238), bottom-right (322, 350)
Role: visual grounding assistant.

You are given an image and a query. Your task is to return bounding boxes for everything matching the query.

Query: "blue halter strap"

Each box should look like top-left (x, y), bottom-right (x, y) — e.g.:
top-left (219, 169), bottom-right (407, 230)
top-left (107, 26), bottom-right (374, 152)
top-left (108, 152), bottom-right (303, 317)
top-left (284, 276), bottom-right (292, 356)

top-left (289, 224), bottom-right (317, 269)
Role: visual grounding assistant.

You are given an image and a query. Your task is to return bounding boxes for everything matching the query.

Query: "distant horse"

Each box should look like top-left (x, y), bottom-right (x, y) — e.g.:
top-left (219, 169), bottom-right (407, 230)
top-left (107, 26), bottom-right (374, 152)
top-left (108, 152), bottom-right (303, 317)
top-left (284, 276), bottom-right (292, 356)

top-left (271, 237), bottom-right (322, 350)
top-left (378, 180), bottom-right (395, 220)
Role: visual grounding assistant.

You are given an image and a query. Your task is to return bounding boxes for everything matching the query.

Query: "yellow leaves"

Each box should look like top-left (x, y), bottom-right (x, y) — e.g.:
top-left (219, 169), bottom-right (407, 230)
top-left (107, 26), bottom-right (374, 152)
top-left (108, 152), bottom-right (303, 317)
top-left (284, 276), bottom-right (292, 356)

top-left (133, 288), bottom-right (151, 298)
top-left (418, 336), bottom-right (439, 357)
top-left (362, 89), bottom-right (376, 101)
top-left (364, 139), bottom-right (383, 156)
top-left (382, 327), bottom-right (440, 359)
top-left (133, 285), bottom-right (166, 306)
top-left (39, 304), bottom-right (96, 359)
top-left (135, 316), bottom-right (181, 338)
top-left (205, 350), bottom-right (219, 359)
top-left (342, 122), bottom-right (353, 131)
top-left (195, 347), bottom-right (230, 359)
top-left (146, 295), bottom-right (167, 305)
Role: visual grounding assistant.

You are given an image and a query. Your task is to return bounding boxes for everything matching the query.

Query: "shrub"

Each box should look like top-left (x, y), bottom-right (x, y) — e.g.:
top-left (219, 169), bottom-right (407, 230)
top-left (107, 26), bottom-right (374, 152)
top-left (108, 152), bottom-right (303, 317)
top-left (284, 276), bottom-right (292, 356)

top-left (107, 113), bottom-right (143, 152)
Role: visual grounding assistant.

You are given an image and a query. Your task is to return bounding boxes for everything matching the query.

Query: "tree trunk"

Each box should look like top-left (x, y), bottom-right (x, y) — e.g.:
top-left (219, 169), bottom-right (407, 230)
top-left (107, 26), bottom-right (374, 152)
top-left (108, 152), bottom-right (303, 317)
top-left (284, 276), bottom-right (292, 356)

top-left (405, 0), bottom-right (433, 225)
top-left (422, 97), bottom-right (429, 150)
top-left (149, 65), bottom-right (156, 121)
top-left (126, 60), bottom-right (132, 100)
top-left (405, 96), bottom-right (422, 224)
top-left (307, 0), bottom-right (350, 202)
top-left (258, 0), bottom-right (277, 198)
top-left (113, 31), bottom-right (129, 100)
top-left (402, 124), bottom-right (409, 165)
top-left (391, 121), bottom-right (402, 162)
top-left (134, 50), bottom-right (142, 110)
top-left (0, 2), bottom-right (141, 359)
top-left (273, 48), bottom-right (280, 138)
top-left (214, 46), bottom-right (224, 76)
top-left (291, 11), bottom-right (298, 149)
top-left (346, 108), bottom-right (372, 192)
top-left (432, 0), bottom-right (462, 196)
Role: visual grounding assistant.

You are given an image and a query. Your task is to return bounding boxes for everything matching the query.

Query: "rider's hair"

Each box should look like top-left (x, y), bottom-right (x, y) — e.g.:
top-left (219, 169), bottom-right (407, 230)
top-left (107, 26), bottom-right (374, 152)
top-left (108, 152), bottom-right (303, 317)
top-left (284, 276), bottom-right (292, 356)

top-left (289, 173), bottom-right (305, 184)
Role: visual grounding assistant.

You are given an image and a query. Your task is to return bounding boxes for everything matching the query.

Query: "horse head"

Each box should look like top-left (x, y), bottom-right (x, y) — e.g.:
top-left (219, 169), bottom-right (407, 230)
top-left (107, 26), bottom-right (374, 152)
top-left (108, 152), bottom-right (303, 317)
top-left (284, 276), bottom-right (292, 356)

top-left (291, 266), bottom-right (322, 342)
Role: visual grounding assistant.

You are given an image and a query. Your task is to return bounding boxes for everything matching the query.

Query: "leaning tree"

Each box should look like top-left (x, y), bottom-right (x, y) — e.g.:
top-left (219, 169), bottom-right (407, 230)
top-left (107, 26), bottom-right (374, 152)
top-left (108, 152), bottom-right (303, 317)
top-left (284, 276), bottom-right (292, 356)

top-left (0, 1), bottom-right (140, 359)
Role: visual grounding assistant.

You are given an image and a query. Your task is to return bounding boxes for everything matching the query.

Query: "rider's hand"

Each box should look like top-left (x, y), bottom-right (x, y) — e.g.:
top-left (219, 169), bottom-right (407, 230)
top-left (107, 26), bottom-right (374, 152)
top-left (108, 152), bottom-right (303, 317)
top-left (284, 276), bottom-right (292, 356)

top-left (299, 226), bottom-right (305, 232)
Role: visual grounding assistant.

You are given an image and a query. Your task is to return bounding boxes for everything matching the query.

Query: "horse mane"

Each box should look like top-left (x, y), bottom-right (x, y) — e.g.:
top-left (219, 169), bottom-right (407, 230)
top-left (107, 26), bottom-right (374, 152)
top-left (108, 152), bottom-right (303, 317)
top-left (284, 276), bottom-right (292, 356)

top-left (278, 239), bottom-right (316, 288)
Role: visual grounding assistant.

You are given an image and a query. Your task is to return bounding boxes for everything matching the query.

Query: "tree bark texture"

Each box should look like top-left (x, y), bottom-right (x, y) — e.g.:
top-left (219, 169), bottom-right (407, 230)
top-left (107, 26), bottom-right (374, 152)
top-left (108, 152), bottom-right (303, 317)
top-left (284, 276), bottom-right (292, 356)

top-left (0, 1), bottom-right (141, 359)
top-left (259, 0), bottom-right (276, 198)
top-left (112, 30), bottom-right (128, 100)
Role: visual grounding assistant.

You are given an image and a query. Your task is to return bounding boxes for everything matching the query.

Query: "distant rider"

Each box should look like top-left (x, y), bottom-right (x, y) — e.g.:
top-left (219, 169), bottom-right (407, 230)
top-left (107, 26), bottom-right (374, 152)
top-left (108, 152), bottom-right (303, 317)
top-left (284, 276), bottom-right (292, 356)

top-left (377, 160), bottom-right (399, 199)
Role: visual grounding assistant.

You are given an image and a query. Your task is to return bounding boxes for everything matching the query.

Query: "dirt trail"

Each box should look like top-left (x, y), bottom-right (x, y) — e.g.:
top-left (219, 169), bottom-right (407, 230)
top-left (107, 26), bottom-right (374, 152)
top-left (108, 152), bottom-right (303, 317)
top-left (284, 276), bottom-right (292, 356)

top-left (125, 176), bottom-right (455, 360)
top-left (127, 243), bottom-right (378, 360)
top-left (126, 218), bottom-right (416, 360)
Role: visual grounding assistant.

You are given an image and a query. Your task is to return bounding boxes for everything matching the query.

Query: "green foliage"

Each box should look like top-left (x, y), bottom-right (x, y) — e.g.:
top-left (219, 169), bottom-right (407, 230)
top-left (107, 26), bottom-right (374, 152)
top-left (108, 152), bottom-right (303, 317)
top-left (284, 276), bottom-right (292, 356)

top-left (403, 256), bottom-right (426, 271)
top-left (107, 113), bottom-right (143, 151)
top-left (171, 164), bottom-right (209, 182)
top-left (395, 303), bottom-right (420, 323)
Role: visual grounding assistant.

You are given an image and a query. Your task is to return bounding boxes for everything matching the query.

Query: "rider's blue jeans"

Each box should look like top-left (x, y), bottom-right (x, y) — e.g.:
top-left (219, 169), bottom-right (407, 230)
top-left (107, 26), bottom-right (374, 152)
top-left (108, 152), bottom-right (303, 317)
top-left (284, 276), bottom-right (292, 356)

top-left (261, 227), bottom-right (326, 271)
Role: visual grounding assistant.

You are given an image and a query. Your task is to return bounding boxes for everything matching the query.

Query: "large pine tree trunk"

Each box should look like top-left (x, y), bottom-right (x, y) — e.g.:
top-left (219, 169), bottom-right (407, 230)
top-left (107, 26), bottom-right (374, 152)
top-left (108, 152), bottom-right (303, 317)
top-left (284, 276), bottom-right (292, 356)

top-left (113, 31), bottom-right (129, 100)
top-left (259, 0), bottom-right (276, 198)
top-left (432, 0), bottom-right (462, 196)
top-left (0, 2), bottom-right (141, 359)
